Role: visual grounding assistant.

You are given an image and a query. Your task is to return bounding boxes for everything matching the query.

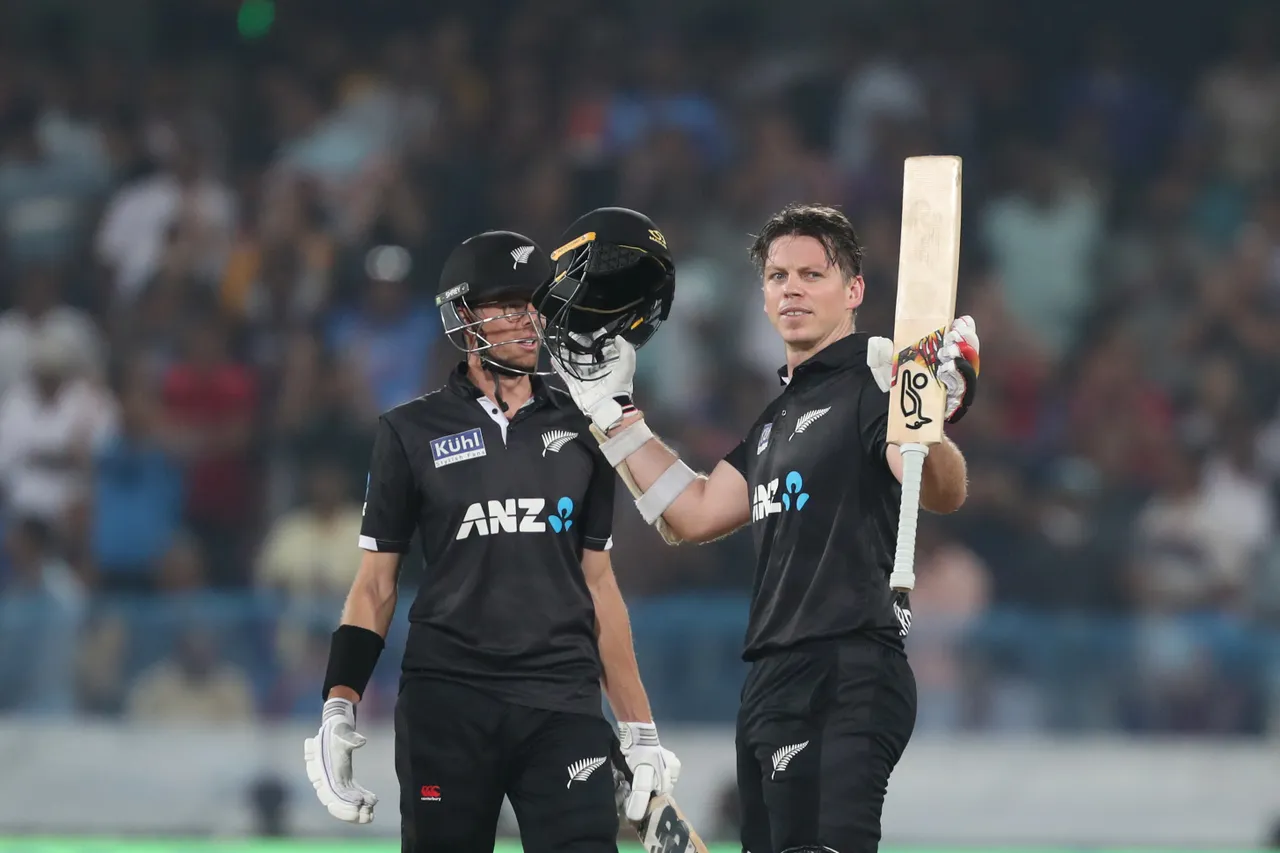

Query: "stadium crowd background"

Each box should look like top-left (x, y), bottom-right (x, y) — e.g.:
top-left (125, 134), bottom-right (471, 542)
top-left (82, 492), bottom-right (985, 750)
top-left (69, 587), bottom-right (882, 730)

top-left (2, 0), bottom-right (1280, 741)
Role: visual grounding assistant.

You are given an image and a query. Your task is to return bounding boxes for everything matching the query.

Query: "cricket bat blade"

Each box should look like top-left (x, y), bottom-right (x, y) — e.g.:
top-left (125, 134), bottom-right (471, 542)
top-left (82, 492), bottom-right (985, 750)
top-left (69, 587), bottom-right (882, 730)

top-left (886, 155), bottom-right (963, 592)
top-left (631, 792), bottom-right (709, 853)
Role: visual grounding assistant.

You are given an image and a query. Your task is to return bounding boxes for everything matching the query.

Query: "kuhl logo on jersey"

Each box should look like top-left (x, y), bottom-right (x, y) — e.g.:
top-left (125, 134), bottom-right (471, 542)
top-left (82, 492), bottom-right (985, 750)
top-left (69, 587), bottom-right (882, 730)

top-left (431, 428), bottom-right (486, 468)
top-left (455, 496), bottom-right (576, 539)
top-left (750, 471), bottom-right (809, 522)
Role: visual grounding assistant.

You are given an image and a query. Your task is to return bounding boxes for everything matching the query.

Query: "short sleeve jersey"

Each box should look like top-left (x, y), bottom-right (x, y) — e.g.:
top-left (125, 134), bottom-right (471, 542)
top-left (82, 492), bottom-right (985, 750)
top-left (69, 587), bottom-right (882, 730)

top-left (724, 333), bottom-right (904, 659)
top-left (360, 363), bottom-right (614, 715)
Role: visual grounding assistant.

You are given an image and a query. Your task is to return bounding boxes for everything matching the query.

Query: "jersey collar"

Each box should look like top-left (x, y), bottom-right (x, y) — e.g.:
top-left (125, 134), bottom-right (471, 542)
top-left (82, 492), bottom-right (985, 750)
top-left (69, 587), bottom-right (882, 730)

top-left (776, 332), bottom-right (870, 386)
top-left (448, 361), bottom-right (557, 409)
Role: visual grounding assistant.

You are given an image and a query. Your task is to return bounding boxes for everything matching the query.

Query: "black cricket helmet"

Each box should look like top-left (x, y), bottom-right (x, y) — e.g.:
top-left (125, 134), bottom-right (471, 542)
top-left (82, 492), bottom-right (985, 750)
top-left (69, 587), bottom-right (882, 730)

top-left (436, 230), bottom-right (552, 375)
top-left (532, 207), bottom-right (675, 381)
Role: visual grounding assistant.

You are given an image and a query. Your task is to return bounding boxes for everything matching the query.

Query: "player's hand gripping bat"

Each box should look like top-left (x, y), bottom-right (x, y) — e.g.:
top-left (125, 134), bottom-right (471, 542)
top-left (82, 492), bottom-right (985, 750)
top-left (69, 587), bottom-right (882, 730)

top-left (611, 741), bottom-right (709, 853)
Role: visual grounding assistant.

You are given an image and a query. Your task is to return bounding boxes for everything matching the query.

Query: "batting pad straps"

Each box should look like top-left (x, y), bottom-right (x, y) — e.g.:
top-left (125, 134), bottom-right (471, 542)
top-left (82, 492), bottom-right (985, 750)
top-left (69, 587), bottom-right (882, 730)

top-left (635, 459), bottom-right (699, 524)
top-left (599, 419), bottom-right (655, 467)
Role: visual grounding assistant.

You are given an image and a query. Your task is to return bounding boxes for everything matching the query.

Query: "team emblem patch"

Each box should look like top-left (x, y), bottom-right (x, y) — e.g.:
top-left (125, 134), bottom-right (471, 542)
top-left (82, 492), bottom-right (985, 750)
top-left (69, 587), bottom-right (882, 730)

top-left (542, 430), bottom-right (577, 456)
top-left (431, 428), bottom-right (486, 468)
top-left (756, 423), bottom-right (772, 455)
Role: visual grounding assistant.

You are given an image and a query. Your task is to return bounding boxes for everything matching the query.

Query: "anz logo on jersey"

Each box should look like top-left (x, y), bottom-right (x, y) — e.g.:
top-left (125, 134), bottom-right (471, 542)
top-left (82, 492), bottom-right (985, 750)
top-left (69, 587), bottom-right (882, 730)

top-left (750, 471), bottom-right (810, 522)
top-left (455, 497), bottom-right (576, 540)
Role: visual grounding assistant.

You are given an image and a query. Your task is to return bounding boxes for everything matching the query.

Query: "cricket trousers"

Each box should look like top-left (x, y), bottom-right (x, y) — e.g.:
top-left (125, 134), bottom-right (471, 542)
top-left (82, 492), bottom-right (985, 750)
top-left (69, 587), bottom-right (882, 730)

top-left (395, 678), bottom-right (621, 853)
top-left (736, 637), bottom-right (917, 853)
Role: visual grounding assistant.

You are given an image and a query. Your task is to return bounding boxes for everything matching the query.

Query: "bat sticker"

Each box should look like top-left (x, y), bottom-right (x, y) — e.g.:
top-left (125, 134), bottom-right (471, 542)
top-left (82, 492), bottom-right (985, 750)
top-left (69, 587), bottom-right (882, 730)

top-left (892, 326), bottom-right (947, 430)
top-left (898, 369), bottom-right (932, 429)
top-left (642, 803), bottom-right (692, 853)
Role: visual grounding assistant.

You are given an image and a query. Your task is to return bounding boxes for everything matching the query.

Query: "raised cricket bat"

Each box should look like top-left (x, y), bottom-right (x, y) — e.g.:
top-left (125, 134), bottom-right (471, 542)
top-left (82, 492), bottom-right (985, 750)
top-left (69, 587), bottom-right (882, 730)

top-left (886, 155), bottom-right (963, 593)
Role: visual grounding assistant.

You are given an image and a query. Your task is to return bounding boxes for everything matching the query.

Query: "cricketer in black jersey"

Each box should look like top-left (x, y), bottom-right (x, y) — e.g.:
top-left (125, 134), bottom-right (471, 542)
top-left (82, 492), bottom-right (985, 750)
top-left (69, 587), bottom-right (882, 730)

top-left (722, 332), bottom-right (905, 657)
top-left (361, 363), bottom-right (615, 715)
top-left (306, 228), bottom-right (681, 853)
top-left (551, 204), bottom-right (978, 853)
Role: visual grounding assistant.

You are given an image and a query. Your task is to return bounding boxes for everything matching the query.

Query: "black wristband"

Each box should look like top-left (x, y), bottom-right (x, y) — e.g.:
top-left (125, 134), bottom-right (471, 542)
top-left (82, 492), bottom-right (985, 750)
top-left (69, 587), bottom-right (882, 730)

top-left (322, 624), bottom-right (385, 701)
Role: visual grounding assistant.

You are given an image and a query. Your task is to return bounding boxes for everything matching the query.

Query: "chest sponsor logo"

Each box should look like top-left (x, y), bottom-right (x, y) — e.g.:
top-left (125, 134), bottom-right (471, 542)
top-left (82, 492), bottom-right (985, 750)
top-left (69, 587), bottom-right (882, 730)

top-left (750, 470), bottom-right (810, 522)
top-left (542, 429), bottom-right (577, 456)
top-left (789, 406), bottom-right (831, 440)
top-left (431, 428), bottom-right (486, 468)
top-left (455, 496), bottom-right (576, 539)
top-left (756, 423), bottom-right (772, 455)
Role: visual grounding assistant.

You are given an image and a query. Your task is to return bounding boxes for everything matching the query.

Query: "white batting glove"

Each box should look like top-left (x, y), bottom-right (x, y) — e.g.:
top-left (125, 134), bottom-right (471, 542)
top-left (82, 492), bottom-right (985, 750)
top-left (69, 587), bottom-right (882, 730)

top-left (617, 721), bottom-right (681, 821)
top-left (937, 315), bottom-right (980, 423)
top-left (304, 698), bottom-right (377, 824)
top-left (549, 335), bottom-right (638, 432)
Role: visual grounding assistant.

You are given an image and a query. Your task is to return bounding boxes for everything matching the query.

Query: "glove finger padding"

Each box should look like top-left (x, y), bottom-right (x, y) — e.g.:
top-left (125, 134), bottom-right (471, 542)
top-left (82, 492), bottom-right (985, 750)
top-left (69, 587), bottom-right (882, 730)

top-left (304, 701), bottom-right (378, 825)
top-left (625, 763), bottom-right (658, 821)
top-left (664, 748), bottom-right (682, 788)
top-left (944, 357), bottom-right (977, 423)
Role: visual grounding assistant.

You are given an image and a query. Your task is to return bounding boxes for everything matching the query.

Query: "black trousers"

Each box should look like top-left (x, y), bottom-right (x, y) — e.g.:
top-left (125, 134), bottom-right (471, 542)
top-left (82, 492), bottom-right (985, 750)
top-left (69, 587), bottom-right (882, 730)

top-left (395, 678), bottom-right (621, 853)
top-left (736, 638), bottom-right (917, 853)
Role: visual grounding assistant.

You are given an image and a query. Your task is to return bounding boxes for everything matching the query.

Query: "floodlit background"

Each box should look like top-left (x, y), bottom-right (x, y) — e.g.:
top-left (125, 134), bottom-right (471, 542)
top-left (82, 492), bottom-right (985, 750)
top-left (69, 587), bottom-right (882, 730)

top-left (1, 0), bottom-right (1280, 849)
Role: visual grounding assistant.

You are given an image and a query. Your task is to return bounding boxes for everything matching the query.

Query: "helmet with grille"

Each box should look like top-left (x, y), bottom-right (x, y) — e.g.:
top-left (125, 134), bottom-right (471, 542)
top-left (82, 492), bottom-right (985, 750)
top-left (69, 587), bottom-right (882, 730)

top-left (532, 207), bottom-right (675, 381)
top-left (436, 230), bottom-right (551, 376)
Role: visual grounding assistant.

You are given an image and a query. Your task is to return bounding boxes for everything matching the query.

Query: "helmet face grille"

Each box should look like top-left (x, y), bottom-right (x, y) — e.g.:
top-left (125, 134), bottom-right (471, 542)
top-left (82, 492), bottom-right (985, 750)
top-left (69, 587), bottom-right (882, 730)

top-left (533, 239), bottom-right (674, 381)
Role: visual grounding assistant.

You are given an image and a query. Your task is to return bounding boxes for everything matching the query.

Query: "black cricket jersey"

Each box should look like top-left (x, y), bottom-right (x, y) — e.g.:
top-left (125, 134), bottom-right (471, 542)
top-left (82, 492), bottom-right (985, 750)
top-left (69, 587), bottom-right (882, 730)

top-left (724, 333), bottom-right (904, 660)
top-left (360, 363), bottom-right (615, 717)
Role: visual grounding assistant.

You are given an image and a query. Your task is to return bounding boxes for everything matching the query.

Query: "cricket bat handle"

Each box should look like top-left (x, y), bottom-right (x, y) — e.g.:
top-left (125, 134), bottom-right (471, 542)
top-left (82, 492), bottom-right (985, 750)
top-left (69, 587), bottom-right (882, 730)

top-left (889, 442), bottom-right (929, 592)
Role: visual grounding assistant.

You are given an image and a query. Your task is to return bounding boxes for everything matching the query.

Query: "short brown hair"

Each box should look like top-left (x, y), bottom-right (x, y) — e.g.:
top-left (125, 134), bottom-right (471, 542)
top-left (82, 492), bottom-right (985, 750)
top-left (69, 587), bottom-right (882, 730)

top-left (749, 203), bottom-right (864, 279)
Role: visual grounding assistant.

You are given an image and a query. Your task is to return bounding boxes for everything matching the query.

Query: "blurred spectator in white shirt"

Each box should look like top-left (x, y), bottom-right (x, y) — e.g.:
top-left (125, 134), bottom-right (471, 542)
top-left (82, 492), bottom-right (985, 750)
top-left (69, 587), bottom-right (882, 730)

top-left (95, 141), bottom-right (236, 303)
top-left (0, 326), bottom-right (119, 532)
top-left (0, 265), bottom-right (104, 397)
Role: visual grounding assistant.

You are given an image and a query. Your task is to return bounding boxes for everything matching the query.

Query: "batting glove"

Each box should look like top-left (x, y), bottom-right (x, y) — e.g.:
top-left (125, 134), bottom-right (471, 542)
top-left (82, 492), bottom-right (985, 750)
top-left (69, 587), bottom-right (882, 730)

top-left (617, 721), bottom-right (682, 821)
top-left (867, 316), bottom-right (980, 424)
top-left (937, 315), bottom-right (980, 423)
top-left (304, 697), bottom-right (377, 824)
top-left (548, 335), bottom-right (638, 432)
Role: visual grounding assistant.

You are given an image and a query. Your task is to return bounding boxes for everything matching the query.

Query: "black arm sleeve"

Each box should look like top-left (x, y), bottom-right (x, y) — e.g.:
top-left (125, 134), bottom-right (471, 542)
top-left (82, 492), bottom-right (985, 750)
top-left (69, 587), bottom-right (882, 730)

top-left (580, 446), bottom-right (616, 552)
top-left (724, 438), bottom-right (748, 478)
top-left (359, 416), bottom-right (421, 553)
top-left (858, 383), bottom-right (891, 465)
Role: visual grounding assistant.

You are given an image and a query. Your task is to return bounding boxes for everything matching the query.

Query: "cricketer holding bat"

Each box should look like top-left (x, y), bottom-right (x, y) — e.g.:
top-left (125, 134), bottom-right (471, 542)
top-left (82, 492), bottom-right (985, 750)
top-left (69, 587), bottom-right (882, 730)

top-left (303, 229), bottom-right (680, 853)
top-left (545, 204), bottom-right (980, 853)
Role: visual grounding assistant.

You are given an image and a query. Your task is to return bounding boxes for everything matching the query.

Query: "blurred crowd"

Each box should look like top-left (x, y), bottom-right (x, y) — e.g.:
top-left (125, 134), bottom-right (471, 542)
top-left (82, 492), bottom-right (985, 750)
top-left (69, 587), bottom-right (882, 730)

top-left (2, 0), bottom-right (1280, 734)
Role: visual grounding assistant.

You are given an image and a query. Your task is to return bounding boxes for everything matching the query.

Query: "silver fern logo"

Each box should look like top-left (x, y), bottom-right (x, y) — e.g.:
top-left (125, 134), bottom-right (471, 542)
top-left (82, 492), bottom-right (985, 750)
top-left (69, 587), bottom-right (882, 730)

top-left (511, 245), bottom-right (535, 268)
top-left (789, 407), bottom-right (831, 440)
top-left (771, 741), bottom-right (809, 779)
top-left (542, 430), bottom-right (577, 456)
top-left (566, 756), bottom-right (607, 788)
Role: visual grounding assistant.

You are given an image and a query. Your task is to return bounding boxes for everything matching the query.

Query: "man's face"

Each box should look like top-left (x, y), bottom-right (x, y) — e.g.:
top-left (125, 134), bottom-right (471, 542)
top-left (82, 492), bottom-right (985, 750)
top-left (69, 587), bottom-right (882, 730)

top-left (469, 298), bottom-right (540, 370)
top-left (762, 235), bottom-right (863, 348)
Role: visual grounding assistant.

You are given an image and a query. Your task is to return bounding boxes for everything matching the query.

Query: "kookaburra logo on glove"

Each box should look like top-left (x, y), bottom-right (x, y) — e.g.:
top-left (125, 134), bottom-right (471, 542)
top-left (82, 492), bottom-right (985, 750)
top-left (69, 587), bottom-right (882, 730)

top-left (868, 315), bottom-right (980, 425)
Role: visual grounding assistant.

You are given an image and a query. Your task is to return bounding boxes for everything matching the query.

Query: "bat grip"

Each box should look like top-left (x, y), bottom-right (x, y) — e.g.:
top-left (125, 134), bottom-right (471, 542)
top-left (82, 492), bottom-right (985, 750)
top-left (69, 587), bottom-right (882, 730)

top-left (889, 443), bottom-right (929, 592)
